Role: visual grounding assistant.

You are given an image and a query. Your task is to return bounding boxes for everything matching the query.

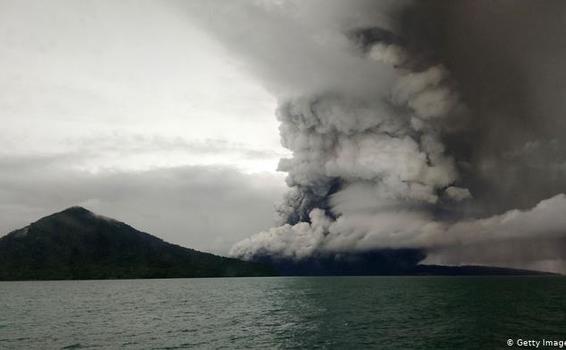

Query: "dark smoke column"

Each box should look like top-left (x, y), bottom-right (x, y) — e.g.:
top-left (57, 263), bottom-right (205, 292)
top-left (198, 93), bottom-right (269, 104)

top-left (231, 26), bottom-right (470, 261)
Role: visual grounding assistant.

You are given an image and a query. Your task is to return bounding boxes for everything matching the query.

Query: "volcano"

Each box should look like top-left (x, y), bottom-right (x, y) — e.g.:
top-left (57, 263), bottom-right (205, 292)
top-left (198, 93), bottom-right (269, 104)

top-left (0, 207), bottom-right (275, 280)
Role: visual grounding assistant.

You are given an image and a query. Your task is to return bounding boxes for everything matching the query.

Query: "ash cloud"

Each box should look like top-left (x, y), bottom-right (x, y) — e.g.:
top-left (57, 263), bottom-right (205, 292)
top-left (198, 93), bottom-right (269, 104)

top-left (186, 0), bottom-right (566, 273)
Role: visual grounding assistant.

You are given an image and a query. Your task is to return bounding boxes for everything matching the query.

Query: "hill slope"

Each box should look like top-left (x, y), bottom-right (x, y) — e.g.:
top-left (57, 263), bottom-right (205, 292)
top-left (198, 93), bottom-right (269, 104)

top-left (0, 207), bottom-right (275, 280)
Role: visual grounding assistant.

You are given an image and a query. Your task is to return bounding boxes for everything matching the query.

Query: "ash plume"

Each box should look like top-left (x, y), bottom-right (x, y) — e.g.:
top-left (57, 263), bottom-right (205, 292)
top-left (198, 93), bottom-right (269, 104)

top-left (186, 0), bottom-right (566, 273)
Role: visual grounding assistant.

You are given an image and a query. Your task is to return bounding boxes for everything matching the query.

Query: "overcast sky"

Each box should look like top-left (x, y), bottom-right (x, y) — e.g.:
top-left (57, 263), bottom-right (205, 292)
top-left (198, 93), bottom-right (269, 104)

top-left (0, 0), bottom-right (290, 254)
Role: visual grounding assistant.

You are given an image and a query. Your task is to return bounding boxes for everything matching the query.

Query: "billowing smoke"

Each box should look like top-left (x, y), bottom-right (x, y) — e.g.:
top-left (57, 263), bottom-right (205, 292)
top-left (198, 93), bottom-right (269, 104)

top-left (185, 0), bottom-right (566, 273)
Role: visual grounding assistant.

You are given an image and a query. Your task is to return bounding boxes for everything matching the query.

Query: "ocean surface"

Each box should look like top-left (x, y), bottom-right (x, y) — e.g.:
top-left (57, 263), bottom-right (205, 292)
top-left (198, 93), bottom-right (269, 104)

top-left (1, 276), bottom-right (565, 349)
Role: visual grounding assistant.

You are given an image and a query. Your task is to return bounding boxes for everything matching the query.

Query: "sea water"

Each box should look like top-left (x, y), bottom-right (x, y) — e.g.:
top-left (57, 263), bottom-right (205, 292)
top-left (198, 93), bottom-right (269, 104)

top-left (1, 276), bottom-right (565, 349)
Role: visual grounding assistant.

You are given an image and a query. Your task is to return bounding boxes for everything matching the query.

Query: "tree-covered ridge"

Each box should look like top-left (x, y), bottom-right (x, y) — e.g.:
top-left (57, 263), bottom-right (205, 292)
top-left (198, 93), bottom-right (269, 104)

top-left (0, 207), bottom-right (276, 280)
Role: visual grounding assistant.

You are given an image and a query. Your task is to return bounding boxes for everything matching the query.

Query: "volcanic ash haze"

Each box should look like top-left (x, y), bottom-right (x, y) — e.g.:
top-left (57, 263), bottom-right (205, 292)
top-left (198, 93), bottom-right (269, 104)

top-left (185, 0), bottom-right (566, 274)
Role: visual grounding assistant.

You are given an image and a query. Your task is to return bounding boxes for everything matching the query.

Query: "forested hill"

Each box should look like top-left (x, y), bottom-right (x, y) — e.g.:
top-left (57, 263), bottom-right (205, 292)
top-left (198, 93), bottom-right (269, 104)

top-left (0, 207), bottom-right (275, 280)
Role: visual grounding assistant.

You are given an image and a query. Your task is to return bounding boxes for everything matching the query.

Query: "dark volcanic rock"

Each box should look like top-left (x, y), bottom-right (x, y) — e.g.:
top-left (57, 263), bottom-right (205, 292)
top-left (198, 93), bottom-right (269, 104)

top-left (0, 207), bottom-right (275, 280)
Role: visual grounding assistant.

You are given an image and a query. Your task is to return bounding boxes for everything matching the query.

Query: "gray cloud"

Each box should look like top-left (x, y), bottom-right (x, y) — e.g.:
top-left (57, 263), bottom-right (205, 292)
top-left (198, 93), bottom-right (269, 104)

top-left (0, 153), bottom-right (287, 254)
top-left (64, 134), bottom-right (287, 160)
top-left (182, 0), bottom-right (412, 98)
top-left (401, 0), bottom-right (566, 215)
